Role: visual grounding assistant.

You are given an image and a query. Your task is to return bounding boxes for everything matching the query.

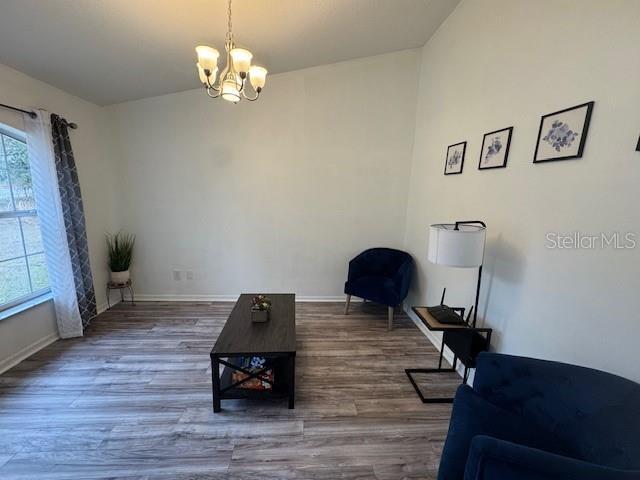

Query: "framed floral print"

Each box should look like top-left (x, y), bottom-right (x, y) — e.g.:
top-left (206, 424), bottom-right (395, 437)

top-left (533, 101), bottom-right (594, 163)
top-left (479, 126), bottom-right (513, 170)
top-left (444, 141), bottom-right (466, 175)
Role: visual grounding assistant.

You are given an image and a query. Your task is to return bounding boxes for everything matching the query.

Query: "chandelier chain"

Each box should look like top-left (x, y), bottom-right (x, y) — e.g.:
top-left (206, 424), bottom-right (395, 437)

top-left (226, 0), bottom-right (233, 41)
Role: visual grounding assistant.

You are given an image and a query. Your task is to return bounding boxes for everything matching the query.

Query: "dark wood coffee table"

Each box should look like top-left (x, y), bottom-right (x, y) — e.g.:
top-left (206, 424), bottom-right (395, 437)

top-left (210, 293), bottom-right (296, 412)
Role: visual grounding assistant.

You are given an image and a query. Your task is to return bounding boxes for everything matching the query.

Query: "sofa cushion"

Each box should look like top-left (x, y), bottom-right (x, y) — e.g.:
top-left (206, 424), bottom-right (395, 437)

top-left (438, 385), bottom-right (573, 480)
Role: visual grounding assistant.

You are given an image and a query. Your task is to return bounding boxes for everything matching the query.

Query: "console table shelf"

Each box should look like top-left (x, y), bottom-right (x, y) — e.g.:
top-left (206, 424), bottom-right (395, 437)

top-left (406, 305), bottom-right (492, 403)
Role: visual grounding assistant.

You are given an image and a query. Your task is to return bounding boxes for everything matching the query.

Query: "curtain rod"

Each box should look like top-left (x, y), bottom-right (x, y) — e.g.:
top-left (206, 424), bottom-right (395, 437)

top-left (0, 102), bottom-right (78, 129)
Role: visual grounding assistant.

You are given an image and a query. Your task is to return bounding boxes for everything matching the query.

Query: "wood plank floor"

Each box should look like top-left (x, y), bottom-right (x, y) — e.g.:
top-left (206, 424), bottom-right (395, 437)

top-left (0, 301), bottom-right (455, 479)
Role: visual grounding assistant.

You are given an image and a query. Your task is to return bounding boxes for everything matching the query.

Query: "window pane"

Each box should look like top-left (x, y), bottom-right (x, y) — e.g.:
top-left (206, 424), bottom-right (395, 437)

top-left (0, 218), bottom-right (24, 261)
top-left (0, 162), bottom-right (12, 212)
top-left (0, 257), bottom-right (30, 305)
top-left (2, 135), bottom-right (27, 157)
top-left (6, 154), bottom-right (35, 210)
top-left (28, 253), bottom-right (49, 291)
top-left (21, 216), bottom-right (44, 254)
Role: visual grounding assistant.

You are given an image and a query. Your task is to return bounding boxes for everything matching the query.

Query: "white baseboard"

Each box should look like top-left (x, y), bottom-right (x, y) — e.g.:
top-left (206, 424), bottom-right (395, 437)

top-left (403, 303), bottom-right (466, 379)
top-left (0, 332), bottom-right (59, 375)
top-left (133, 294), bottom-right (360, 303)
top-left (134, 294), bottom-right (239, 302)
top-left (299, 296), bottom-right (363, 302)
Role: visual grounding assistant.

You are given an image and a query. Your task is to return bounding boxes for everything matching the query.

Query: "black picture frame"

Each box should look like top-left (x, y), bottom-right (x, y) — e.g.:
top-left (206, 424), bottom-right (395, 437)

top-left (636, 135), bottom-right (640, 152)
top-left (478, 126), bottom-right (513, 170)
top-left (444, 141), bottom-right (466, 175)
top-left (533, 101), bottom-right (594, 163)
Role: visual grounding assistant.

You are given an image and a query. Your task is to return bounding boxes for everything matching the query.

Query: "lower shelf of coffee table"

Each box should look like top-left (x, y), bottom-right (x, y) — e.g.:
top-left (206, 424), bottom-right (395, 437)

top-left (218, 356), bottom-right (291, 399)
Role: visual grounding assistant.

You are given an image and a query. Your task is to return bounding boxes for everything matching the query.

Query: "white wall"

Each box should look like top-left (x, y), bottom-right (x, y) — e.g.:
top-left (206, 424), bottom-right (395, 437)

top-left (403, 0), bottom-right (640, 381)
top-left (0, 63), bottom-right (118, 369)
top-left (107, 50), bottom-right (420, 300)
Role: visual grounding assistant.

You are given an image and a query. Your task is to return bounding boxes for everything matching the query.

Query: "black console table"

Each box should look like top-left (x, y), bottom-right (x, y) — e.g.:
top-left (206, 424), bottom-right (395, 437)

top-left (405, 306), bottom-right (492, 403)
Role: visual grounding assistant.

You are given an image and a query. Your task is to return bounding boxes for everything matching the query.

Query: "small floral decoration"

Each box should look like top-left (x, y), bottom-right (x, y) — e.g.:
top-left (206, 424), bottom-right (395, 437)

top-left (251, 294), bottom-right (272, 312)
top-left (543, 121), bottom-right (579, 152)
top-left (448, 149), bottom-right (462, 167)
top-left (484, 137), bottom-right (503, 162)
top-left (249, 357), bottom-right (266, 369)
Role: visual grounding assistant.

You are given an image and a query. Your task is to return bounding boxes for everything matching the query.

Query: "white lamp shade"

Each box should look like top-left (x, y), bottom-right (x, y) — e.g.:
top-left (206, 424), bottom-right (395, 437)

top-left (221, 78), bottom-right (240, 103)
top-left (249, 65), bottom-right (267, 90)
top-left (195, 46), bottom-right (219, 72)
top-left (230, 48), bottom-right (253, 73)
top-left (427, 223), bottom-right (486, 268)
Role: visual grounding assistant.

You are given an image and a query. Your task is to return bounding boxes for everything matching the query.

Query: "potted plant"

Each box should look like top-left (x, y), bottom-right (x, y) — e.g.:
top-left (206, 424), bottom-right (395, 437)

top-left (107, 231), bottom-right (135, 284)
top-left (251, 294), bottom-right (272, 323)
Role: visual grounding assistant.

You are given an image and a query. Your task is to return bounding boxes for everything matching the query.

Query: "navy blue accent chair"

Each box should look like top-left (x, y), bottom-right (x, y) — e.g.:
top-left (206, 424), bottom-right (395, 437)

top-left (344, 248), bottom-right (413, 330)
top-left (438, 352), bottom-right (640, 480)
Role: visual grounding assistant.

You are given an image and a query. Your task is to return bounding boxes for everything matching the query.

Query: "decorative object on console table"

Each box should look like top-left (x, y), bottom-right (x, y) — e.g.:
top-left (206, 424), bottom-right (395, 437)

top-left (533, 101), bottom-right (594, 163)
top-left (444, 141), bottom-right (466, 175)
top-left (106, 231), bottom-right (135, 284)
top-left (251, 294), bottom-right (272, 322)
top-left (479, 127), bottom-right (513, 170)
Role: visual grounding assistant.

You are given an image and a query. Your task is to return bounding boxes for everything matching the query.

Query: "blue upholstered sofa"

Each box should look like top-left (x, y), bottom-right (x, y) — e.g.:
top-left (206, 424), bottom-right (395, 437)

top-left (343, 247), bottom-right (413, 330)
top-left (438, 352), bottom-right (640, 480)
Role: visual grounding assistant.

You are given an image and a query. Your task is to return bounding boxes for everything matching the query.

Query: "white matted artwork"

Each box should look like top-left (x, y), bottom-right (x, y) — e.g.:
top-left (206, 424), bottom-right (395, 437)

top-left (534, 102), bottom-right (594, 163)
top-left (444, 141), bottom-right (466, 175)
top-left (479, 127), bottom-right (513, 170)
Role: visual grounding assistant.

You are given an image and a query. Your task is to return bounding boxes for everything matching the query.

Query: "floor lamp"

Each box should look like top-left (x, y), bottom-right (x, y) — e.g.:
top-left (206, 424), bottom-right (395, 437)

top-left (428, 221), bottom-right (486, 327)
top-left (404, 220), bottom-right (489, 404)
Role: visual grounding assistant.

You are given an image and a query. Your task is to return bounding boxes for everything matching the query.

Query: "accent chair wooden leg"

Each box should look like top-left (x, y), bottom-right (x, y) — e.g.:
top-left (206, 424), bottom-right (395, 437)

top-left (344, 294), bottom-right (351, 315)
top-left (388, 306), bottom-right (394, 331)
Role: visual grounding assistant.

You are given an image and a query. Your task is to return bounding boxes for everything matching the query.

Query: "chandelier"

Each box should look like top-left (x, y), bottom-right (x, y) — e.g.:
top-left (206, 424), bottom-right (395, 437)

top-left (195, 0), bottom-right (267, 103)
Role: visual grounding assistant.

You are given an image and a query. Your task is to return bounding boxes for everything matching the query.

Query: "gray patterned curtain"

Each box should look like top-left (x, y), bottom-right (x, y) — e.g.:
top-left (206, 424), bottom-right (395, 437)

top-left (50, 114), bottom-right (97, 327)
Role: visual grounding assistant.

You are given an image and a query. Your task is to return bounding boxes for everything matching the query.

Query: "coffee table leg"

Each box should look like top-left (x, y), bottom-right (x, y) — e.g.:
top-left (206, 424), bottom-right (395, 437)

top-left (288, 355), bottom-right (295, 409)
top-left (211, 354), bottom-right (221, 413)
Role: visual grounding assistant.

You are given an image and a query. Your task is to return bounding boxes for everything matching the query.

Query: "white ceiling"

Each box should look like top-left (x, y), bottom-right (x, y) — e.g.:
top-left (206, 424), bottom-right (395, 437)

top-left (0, 0), bottom-right (460, 105)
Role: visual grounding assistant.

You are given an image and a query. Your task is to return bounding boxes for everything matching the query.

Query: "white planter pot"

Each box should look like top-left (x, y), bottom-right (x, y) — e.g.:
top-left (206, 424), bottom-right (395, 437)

top-left (110, 270), bottom-right (130, 284)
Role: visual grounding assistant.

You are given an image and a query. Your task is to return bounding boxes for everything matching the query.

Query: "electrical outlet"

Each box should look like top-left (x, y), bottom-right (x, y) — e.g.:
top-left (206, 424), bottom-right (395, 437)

top-left (173, 270), bottom-right (181, 281)
top-left (186, 270), bottom-right (194, 280)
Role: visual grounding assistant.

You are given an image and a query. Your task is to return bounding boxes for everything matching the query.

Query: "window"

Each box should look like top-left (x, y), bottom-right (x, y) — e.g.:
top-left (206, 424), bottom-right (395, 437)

top-left (0, 126), bottom-right (50, 311)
